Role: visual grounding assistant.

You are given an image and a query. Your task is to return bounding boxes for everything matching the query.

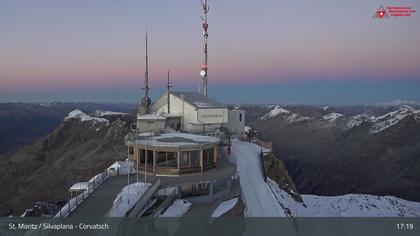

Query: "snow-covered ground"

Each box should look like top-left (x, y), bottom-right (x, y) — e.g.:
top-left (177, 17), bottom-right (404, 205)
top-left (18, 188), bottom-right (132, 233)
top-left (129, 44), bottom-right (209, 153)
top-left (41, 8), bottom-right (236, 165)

top-left (107, 161), bottom-right (135, 175)
top-left (211, 197), bottom-right (238, 217)
top-left (268, 178), bottom-right (420, 217)
top-left (322, 112), bottom-right (344, 123)
top-left (65, 109), bottom-right (109, 124)
top-left (133, 132), bottom-right (220, 147)
top-left (232, 139), bottom-right (420, 217)
top-left (231, 139), bottom-right (286, 217)
top-left (95, 110), bottom-right (128, 117)
top-left (108, 182), bottom-right (151, 217)
top-left (159, 199), bottom-right (192, 217)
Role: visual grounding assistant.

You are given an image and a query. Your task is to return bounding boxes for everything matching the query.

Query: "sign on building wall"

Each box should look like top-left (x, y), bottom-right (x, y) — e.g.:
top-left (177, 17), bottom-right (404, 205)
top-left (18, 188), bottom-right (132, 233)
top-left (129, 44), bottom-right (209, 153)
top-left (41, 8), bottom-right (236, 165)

top-left (197, 108), bottom-right (227, 124)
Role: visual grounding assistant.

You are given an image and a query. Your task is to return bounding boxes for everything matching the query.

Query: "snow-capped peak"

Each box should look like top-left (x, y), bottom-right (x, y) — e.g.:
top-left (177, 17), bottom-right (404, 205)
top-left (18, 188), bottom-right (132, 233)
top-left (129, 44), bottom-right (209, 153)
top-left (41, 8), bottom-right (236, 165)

top-left (347, 114), bottom-right (375, 128)
top-left (261, 106), bottom-right (311, 123)
top-left (260, 105), bottom-right (291, 120)
top-left (345, 105), bottom-right (419, 132)
top-left (65, 109), bottom-right (109, 124)
top-left (322, 112), bottom-right (344, 122)
top-left (370, 105), bottom-right (417, 133)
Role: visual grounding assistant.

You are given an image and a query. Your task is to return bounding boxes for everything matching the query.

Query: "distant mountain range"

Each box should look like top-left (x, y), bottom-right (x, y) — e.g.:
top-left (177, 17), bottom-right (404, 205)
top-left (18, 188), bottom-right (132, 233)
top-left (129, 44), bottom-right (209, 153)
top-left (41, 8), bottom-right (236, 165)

top-left (1, 102), bottom-right (419, 216)
top-left (0, 103), bottom-right (136, 154)
top-left (245, 104), bottom-right (420, 202)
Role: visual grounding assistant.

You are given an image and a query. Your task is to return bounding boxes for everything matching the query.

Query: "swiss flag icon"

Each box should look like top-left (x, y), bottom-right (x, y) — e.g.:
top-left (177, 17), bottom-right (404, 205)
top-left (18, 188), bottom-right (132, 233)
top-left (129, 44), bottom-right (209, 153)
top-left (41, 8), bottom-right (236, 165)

top-left (374, 6), bottom-right (389, 19)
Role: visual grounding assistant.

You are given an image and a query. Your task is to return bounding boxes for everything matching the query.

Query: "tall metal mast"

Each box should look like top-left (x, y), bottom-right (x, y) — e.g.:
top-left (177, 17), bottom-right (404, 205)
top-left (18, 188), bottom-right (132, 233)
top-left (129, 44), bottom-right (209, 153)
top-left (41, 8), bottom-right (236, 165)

top-left (141, 28), bottom-right (151, 114)
top-left (200, 0), bottom-right (209, 96)
top-left (166, 70), bottom-right (172, 113)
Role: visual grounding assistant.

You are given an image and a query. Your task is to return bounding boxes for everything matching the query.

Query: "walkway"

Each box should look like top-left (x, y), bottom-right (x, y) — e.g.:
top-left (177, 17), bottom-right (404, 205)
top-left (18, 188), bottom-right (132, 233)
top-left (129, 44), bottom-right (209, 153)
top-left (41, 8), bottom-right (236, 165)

top-left (69, 174), bottom-right (144, 218)
top-left (231, 139), bottom-right (285, 217)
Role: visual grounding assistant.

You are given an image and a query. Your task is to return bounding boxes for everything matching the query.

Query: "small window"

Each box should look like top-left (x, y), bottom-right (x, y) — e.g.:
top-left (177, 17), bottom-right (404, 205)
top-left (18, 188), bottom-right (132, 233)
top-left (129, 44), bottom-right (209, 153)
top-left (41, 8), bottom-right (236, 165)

top-left (239, 113), bottom-right (242, 122)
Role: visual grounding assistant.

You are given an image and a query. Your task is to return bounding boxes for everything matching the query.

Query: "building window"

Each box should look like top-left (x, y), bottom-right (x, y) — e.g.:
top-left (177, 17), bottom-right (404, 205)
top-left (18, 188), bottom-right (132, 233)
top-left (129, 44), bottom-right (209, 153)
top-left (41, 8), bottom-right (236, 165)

top-left (179, 150), bottom-right (200, 168)
top-left (190, 150), bottom-right (200, 167)
top-left (156, 151), bottom-right (177, 167)
top-left (139, 149), bottom-right (145, 164)
top-left (180, 151), bottom-right (189, 168)
top-left (129, 146), bottom-right (134, 155)
top-left (156, 151), bottom-right (167, 167)
top-left (203, 148), bottom-right (214, 165)
top-left (147, 150), bottom-right (154, 165)
top-left (167, 152), bottom-right (177, 168)
top-left (239, 113), bottom-right (242, 122)
top-left (140, 149), bottom-right (153, 165)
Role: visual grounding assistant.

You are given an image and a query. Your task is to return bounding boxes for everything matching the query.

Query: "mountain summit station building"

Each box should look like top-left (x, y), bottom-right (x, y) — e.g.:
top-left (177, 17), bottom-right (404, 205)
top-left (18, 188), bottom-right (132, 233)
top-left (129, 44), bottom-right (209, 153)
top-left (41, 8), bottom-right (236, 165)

top-left (127, 91), bottom-right (244, 176)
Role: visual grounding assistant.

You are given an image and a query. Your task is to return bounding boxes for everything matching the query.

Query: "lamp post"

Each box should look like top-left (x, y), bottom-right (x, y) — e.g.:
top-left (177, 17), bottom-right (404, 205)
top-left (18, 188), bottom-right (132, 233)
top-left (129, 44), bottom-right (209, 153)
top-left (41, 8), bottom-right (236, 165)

top-left (127, 145), bottom-right (130, 204)
top-left (144, 135), bottom-right (147, 184)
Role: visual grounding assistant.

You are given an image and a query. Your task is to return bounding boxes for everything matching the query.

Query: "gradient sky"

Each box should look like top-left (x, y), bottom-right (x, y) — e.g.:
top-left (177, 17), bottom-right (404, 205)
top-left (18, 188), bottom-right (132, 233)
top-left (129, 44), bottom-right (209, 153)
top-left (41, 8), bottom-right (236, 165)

top-left (1, 0), bottom-right (419, 105)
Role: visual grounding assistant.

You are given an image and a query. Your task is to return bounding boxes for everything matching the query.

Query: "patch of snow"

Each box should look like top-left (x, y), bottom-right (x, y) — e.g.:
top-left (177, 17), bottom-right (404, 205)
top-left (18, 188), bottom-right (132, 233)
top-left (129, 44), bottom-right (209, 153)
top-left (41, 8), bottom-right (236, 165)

top-left (211, 198), bottom-right (238, 217)
top-left (95, 110), bottom-right (128, 117)
top-left (65, 109), bottom-right (109, 124)
top-left (133, 132), bottom-right (220, 147)
top-left (267, 178), bottom-right (420, 217)
top-left (415, 111), bottom-right (420, 120)
top-left (69, 182), bottom-right (89, 192)
top-left (108, 182), bottom-right (151, 217)
top-left (345, 106), bottom-right (420, 131)
top-left (347, 114), bottom-right (375, 128)
top-left (260, 106), bottom-right (311, 123)
top-left (107, 161), bottom-right (135, 175)
top-left (322, 113), bottom-right (344, 123)
top-left (231, 139), bottom-right (286, 217)
top-left (159, 199), bottom-right (192, 217)
top-left (370, 105), bottom-right (417, 133)
top-left (137, 113), bottom-right (166, 120)
top-left (193, 101), bottom-right (212, 107)
top-left (261, 106), bottom-right (290, 120)
top-left (323, 106), bottom-right (330, 111)
top-left (243, 126), bottom-right (252, 133)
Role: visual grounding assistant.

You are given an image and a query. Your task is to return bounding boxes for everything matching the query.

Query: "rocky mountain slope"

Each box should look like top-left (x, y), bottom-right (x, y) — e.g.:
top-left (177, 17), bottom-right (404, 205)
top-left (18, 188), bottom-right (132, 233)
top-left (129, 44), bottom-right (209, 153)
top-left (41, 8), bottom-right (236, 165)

top-left (233, 139), bottom-right (420, 217)
top-left (0, 102), bottom-right (136, 155)
top-left (246, 105), bottom-right (420, 202)
top-left (0, 110), bottom-right (134, 216)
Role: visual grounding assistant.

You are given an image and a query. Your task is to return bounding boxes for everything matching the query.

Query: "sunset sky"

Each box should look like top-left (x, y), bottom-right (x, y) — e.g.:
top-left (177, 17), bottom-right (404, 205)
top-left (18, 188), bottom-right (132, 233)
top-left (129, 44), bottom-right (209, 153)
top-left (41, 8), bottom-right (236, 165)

top-left (1, 0), bottom-right (419, 104)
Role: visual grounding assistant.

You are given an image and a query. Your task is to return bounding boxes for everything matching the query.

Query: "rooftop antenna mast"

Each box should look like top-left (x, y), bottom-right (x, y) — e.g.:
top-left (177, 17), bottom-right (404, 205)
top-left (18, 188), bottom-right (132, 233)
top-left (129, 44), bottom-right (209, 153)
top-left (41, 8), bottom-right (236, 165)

top-left (200, 0), bottom-right (209, 96)
top-left (141, 28), bottom-right (151, 114)
top-left (165, 70), bottom-right (172, 113)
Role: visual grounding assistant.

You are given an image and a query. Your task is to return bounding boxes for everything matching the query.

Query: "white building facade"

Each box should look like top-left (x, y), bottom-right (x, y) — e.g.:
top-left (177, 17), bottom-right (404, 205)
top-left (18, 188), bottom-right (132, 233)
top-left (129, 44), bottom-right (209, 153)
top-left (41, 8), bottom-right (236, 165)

top-left (151, 91), bottom-right (228, 133)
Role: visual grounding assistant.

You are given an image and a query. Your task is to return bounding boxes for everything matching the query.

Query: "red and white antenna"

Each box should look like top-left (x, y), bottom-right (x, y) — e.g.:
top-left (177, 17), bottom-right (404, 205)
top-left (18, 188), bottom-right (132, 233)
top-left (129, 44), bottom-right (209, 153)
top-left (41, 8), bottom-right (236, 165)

top-left (200, 0), bottom-right (209, 96)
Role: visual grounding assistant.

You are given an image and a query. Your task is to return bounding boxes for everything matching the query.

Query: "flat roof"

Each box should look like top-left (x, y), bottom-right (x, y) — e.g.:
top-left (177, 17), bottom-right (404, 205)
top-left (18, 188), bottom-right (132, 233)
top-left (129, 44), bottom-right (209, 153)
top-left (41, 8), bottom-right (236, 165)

top-left (137, 113), bottom-right (166, 120)
top-left (130, 132), bottom-right (220, 149)
top-left (69, 182), bottom-right (89, 192)
top-left (171, 91), bottom-right (227, 109)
